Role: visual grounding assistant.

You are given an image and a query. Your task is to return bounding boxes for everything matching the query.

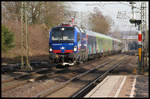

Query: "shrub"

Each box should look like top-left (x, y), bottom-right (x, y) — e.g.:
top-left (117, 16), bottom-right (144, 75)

top-left (2, 25), bottom-right (15, 52)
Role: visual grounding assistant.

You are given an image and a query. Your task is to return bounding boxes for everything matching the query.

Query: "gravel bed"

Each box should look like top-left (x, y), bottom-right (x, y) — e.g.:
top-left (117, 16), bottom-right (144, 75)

top-left (2, 79), bottom-right (58, 97)
top-left (135, 75), bottom-right (149, 98)
top-left (1, 54), bottom-right (124, 97)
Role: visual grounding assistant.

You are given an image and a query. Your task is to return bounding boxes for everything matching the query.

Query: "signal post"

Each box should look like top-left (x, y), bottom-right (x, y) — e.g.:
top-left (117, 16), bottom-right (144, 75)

top-left (138, 31), bottom-right (142, 74)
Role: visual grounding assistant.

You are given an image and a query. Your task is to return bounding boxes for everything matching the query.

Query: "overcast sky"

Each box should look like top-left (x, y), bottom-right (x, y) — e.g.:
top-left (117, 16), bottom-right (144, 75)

top-left (67, 1), bottom-right (148, 32)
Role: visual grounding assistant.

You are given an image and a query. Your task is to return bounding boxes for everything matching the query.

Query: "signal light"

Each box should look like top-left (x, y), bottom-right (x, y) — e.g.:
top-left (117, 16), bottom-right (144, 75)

top-left (138, 31), bottom-right (142, 45)
top-left (138, 33), bottom-right (142, 42)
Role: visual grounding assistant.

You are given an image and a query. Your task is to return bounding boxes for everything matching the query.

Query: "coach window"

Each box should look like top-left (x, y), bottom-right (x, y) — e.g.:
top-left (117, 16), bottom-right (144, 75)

top-left (77, 33), bottom-right (80, 41)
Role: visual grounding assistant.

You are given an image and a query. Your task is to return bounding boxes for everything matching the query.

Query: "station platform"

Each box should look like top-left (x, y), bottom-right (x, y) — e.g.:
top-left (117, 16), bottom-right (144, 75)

top-left (85, 75), bottom-right (149, 98)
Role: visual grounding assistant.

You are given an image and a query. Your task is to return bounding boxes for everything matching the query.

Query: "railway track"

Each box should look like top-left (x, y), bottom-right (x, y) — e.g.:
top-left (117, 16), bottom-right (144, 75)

top-left (2, 61), bottom-right (52, 82)
top-left (2, 67), bottom-right (54, 92)
top-left (2, 54), bottom-right (126, 97)
top-left (2, 55), bottom-right (117, 92)
top-left (34, 55), bottom-right (127, 97)
top-left (2, 67), bottom-right (50, 83)
top-left (71, 56), bottom-right (128, 97)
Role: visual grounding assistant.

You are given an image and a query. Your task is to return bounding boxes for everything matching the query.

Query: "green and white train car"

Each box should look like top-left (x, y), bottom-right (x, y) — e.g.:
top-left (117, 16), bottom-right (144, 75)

top-left (85, 30), bottom-right (122, 58)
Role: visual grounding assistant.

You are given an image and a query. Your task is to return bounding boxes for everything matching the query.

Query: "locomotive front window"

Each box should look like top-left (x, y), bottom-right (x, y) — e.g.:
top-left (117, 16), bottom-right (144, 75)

top-left (51, 27), bottom-right (74, 43)
top-left (52, 29), bottom-right (62, 40)
top-left (63, 29), bottom-right (74, 40)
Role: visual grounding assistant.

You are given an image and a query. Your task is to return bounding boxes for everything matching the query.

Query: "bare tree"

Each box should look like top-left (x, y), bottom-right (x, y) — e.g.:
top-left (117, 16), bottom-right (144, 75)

top-left (88, 7), bottom-right (112, 34)
top-left (2, 2), bottom-right (70, 26)
top-left (2, 2), bottom-right (21, 22)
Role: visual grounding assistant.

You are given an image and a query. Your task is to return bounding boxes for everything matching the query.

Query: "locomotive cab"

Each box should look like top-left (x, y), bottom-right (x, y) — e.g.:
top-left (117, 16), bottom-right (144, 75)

top-left (49, 24), bottom-right (86, 65)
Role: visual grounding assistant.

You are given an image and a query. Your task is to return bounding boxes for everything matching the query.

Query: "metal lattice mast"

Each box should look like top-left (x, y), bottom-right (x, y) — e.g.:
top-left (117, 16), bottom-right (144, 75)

top-left (129, 2), bottom-right (142, 74)
top-left (144, 2), bottom-right (148, 70)
top-left (141, 2), bottom-right (148, 72)
top-left (140, 2), bottom-right (145, 73)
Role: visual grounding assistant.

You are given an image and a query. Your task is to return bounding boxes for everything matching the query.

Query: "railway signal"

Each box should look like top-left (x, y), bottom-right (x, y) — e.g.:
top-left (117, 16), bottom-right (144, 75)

top-left (129, 19), bottom-right (141, 27)
top-left (138, 32), bottom-right (142, 45)
top-left (138, 31), bottom-right (142, 73)
top-left (129, 2), bottom-right (148, 74)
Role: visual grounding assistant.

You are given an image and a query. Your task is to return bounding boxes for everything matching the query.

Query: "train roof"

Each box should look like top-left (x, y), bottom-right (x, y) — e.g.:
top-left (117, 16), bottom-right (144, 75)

top-left (111, 37), bottom-right (122, 43)
top-left (85, 30), bottom-right (112, 39)
top-left (85, 30), bottom-right (122, 43)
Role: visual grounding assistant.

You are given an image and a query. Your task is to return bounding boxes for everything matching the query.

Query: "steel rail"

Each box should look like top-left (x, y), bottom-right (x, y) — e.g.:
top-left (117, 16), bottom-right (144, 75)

top-left (71, 56), bottom-right (128, 98)
top-left (2, 67), bottom-right (52, 83)
top-left (35, 55), bottom-right (124, 97)
top-left (2, 67), bottom-right (55, 93)
top-left (2, 55), bottom-right (118, 93)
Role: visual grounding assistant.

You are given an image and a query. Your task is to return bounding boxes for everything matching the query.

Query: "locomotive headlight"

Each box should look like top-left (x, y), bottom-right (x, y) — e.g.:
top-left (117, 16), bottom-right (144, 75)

top-left (49, 48), bottom-right (52, 52)
top-left (74, 46), bottom-right (77, 51)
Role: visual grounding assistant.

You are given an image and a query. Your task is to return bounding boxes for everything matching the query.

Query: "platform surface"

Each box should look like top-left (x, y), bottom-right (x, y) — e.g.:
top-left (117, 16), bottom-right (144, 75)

top-left (85, 75), bottom-right (142, 98)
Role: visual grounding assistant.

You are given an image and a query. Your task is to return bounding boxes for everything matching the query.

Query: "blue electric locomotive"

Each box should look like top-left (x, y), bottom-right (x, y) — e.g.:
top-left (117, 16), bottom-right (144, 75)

top-left (49, 24), bottom-right (87, 65)
top-left (49, 24), bottom-right (122, 66)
